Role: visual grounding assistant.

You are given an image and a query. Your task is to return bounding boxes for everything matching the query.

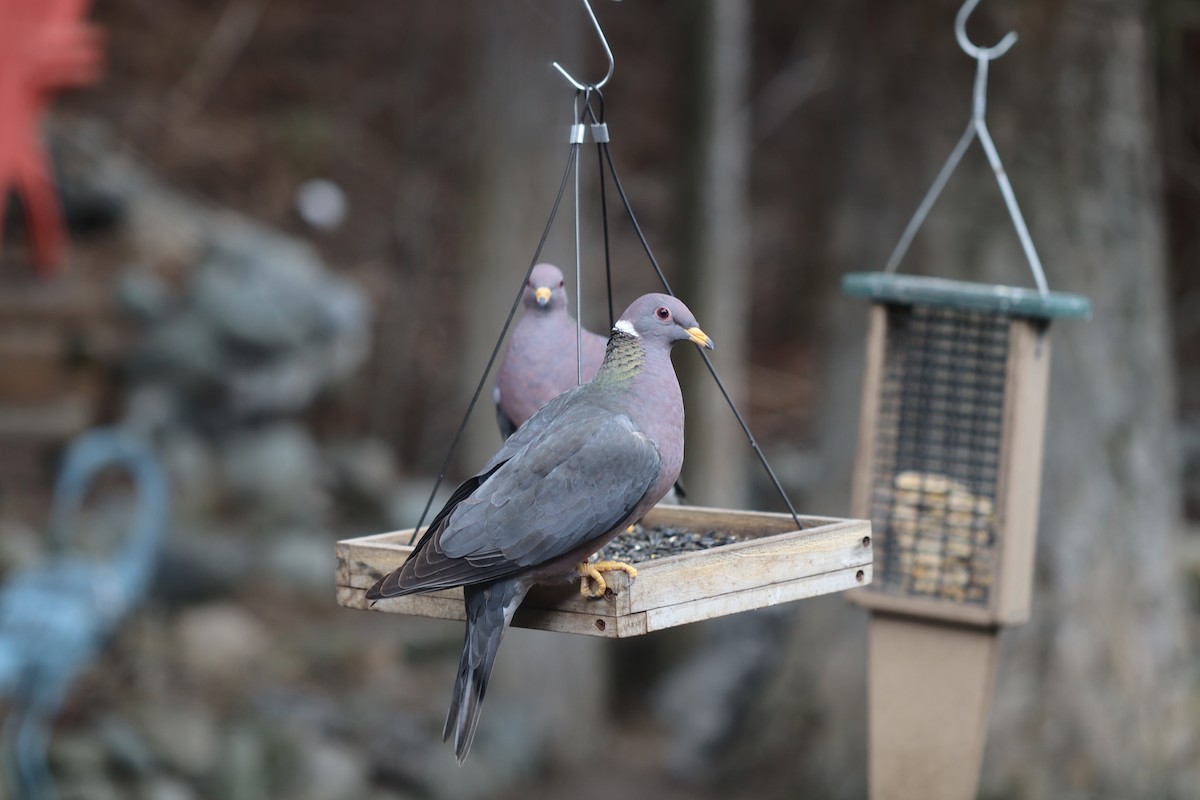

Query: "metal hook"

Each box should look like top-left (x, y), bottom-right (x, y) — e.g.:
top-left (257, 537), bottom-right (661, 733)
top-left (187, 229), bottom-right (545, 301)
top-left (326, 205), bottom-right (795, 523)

top-left (883, 0), bottom-right (1048, 295)
top-left (553, 0), bottom-right (615, 91)
top-left (954, 0), bottom-right (1017, 60)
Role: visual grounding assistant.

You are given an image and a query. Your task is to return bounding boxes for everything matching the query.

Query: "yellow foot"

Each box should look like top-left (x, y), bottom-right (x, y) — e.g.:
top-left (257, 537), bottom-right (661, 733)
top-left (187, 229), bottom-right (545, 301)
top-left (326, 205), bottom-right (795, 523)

top-left (576, 560), bottom-right (639, 598)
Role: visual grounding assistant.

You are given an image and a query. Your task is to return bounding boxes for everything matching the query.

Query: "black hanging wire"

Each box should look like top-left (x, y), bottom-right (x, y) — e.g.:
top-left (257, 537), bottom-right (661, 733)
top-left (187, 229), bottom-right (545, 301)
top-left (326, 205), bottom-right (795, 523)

top-left (569, 87), bottom-right (618, 372)
top-left (405, 140), bottom-right (582, 545)
top-left (581, 90), bottom-right (617, 329)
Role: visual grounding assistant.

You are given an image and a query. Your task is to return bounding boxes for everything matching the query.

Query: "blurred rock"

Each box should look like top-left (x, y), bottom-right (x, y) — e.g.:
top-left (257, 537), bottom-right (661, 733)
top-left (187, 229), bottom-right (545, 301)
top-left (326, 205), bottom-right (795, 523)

top-left (134, 313), bottom-right (225, 394)
top-left (49, 732), bottom-right (108, 781)
top-left (123, 384), bottom-right (177, 439)
top-left (252, 684), bottom-right (345, 735)
top-left (387, 479), bottom-right (450, 532)
top-left (364, 646), bottom-right (576, 800)
top-left (215, 726), bottom-right (270, 800)
top-left (57, 779), bottom-right (124, 800)
top-left (220, 424), bottom-right (326, 522)
top-left (1182, 421), bottom-right (1200, 519)
top-left (116, 269), bottom-right (172, 323)
top-left (394, 721), bottom-right (535, 800)
top-left (653, 611), bottom-right (789, 781)
top-left (192, 233), bottom-right (326, 353)
top-left (326, 438), bottom-right (400, 521)
top-left (49, 127), bottom-right (127, 235)
top-left (0, 519), bottom-right (43, 575)
top-left (139, 777), bottom-right (198, 800)
top-left (137, 702), bottom-right (220, 777)
top-left (97, 715), bottom-right (156, 777)
top-left (153, 526), bottom-right (251, 606)
top-left (292, 738), bottom-right (370, 800)
top-left (175, 603), bottom-right (270, 684)
top-left (121, 218), bottom-right (370, 429)
top-left (262, 530), bottom-right (334, 594)
top-left (64, 121), bottom-right (373, 436)
top-left (158, 431), bottom-right (220, 518)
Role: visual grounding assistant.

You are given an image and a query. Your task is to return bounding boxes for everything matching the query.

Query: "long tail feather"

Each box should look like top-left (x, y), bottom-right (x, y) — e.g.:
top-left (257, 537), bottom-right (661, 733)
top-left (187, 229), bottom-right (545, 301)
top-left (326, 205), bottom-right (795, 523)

top-left (443, 579), bottom-right (528, 765)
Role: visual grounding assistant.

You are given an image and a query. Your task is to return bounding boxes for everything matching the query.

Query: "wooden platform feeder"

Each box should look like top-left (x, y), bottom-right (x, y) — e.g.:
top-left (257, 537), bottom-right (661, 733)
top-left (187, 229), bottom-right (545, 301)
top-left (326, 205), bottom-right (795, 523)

top-left (337, 505), bottom-right (872, 638)
top-left (844, 271), bottom-right (1090, 800)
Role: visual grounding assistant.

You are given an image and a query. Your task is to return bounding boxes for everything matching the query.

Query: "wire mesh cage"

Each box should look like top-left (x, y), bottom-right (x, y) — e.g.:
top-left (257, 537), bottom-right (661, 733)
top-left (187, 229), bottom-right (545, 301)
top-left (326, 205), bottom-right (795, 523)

top-left (872, 304), bottom-right (1005, 607)
top-left (845, 272), bottom-right (1090, 626)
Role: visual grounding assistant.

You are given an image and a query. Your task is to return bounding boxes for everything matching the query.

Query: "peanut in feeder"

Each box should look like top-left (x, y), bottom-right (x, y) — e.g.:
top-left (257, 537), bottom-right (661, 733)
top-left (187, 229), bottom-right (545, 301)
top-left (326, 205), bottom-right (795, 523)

top-left (844, 1), bottom-right (1091, 798)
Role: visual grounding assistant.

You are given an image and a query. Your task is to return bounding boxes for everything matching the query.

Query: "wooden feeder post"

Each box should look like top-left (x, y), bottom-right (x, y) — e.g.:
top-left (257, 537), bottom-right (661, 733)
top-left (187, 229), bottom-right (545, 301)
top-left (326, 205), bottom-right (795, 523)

top-left (844, 272), bottom-right (1090, 800)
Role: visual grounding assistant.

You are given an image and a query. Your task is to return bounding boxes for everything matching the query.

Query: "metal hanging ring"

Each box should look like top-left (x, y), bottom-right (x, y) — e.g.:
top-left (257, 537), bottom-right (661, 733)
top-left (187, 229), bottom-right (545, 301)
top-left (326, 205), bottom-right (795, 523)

top-left (954, 0), bottom-right (1018, 60)
top-left (553, 0), bottom-right (615, 91)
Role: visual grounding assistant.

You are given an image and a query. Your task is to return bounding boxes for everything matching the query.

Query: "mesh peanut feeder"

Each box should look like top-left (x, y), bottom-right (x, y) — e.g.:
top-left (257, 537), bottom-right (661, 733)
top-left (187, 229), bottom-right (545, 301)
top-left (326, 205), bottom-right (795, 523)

top-left (846, 275), bottom-right (1088, 626)
top-left (845, 2), bottom-right (1090, 798)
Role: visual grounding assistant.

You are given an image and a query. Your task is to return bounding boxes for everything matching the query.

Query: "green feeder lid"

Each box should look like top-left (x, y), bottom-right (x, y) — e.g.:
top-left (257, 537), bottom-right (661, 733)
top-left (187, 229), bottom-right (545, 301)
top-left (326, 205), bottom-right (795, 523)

top-left (842, 272), bottom-right (1092, 320)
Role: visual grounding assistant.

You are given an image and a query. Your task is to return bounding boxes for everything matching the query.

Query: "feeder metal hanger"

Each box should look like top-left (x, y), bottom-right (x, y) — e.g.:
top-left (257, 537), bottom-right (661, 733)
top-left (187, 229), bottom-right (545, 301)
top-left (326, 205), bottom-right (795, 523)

top-left (401, 1), bottom-right (625, 547)
top-left (552, 0), bottom-right (806, 530)
top-left (562, 0), bottom-right (614, 384)
top-left (553, 0), bottom-right (615, 92)
top-left (881, 0), bottom-right (1047, 295)
top-left (850, 0), bottom-right (1091, 322)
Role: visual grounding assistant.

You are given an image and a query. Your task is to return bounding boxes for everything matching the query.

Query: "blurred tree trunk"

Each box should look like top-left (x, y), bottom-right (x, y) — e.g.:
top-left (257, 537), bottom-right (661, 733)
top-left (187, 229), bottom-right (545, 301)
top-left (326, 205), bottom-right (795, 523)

top-left (460, 5), bottom-right (577, 476)
top-left (639, 0), bottom-right (767, 777)
top-left (718, 1), bottom-right (1197, 797)
top-left (676, 0), bottom-right (752, 510)
top-left (452, 3), bottom-right (606, 776)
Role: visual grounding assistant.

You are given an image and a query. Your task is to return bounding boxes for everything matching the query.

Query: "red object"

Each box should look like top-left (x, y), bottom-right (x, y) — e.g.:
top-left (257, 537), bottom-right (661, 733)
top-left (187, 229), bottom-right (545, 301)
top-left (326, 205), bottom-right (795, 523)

top-left (0, 0), bottom-right (102, 276)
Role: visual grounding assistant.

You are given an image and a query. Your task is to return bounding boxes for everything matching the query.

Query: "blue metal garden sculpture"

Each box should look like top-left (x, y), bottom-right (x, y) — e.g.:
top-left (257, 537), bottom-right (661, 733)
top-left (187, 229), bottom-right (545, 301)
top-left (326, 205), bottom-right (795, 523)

top-left (0, 428), bottom-right (168, 799)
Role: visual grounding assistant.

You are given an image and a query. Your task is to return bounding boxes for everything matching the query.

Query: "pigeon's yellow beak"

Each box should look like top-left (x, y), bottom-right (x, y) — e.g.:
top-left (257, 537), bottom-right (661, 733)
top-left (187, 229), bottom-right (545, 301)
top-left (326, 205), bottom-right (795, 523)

top-left (535, 287), bottom-right (552, 306)
top-left (686, 326), bottom-right (715, 350)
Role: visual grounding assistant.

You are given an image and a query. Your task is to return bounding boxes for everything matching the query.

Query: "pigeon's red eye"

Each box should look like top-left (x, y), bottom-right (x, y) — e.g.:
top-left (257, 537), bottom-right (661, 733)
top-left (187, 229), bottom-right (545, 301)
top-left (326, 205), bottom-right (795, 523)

top-left (656, 307), bottom-right (670, 320)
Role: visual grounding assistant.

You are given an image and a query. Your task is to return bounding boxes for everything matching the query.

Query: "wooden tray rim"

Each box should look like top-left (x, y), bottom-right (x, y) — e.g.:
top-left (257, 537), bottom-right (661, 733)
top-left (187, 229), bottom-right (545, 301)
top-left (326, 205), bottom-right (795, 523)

top-left (336, 505), bottom-right (874, 637)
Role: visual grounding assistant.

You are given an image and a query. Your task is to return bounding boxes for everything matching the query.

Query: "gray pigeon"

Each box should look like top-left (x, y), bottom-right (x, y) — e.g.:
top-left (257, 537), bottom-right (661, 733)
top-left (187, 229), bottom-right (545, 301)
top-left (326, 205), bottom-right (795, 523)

top-left (367, 293), bottom-right (713, 764)
top-left (493, 263), bottom-right (608, 439)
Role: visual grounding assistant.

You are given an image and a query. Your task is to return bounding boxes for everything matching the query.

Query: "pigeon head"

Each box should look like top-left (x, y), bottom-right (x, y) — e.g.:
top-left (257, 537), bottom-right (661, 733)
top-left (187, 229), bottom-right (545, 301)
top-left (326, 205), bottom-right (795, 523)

top-left (613, 293), bottom-right (715, 351)
top-left (523, 264), bottom-right (568, 310)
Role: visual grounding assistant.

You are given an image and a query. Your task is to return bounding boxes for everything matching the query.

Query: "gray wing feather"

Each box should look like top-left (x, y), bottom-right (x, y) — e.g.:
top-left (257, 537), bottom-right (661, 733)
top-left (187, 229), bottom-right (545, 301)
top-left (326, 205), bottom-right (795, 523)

top-left (400, 407), bottom-right (659, 591)
top-left (446, 410), bottom-right (658, 563)
top-left (481, 385), bottom-right (582, 472)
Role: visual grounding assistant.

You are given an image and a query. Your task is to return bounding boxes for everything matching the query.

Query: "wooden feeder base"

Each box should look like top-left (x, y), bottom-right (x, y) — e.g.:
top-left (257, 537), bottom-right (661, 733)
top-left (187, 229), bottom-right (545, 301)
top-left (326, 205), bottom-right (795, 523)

top-left (868, 612), bottom-right (1000, 800)
top-left (336, 505), bottom-right (873, 638)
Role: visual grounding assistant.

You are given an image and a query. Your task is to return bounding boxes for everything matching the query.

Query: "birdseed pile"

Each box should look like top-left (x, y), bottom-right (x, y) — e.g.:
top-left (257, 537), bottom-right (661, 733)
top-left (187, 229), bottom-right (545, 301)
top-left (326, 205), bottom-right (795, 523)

top-left (597, 523), bottom-right (742, 563)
